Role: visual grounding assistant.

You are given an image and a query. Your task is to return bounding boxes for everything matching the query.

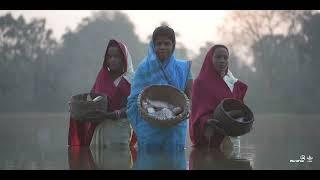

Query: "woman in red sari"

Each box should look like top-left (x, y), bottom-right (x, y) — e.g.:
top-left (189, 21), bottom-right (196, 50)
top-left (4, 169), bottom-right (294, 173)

top-left (68, 39), bottom-right (137, 148)
top-left (189, 44), bottom-right (248, 154)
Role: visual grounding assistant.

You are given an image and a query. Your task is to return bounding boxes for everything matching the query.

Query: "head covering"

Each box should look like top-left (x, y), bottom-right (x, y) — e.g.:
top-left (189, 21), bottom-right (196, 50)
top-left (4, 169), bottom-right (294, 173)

top-left (128, 41), bottom-right (190, 100)
top-left (189, 45), bottom-right (248, 146)
top-left (127, 37), bottom-right (191, 149)
top-left (92, 39), bottom-right (134, 97)
top-left (68, 39), bottom-right (135, 147)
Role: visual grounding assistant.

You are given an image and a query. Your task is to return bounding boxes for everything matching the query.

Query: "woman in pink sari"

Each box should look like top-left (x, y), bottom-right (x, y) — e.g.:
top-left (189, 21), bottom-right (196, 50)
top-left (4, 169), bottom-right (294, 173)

top-left (68, 39), bottom-right (137, 148)
top-left (189, 45), bottom-right (248, 153)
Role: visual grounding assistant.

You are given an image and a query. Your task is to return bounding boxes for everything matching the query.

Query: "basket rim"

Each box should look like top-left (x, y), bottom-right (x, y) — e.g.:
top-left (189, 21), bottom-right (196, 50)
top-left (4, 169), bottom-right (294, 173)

top-left (220, 98), bottom-right (254, 124)
top-left (69, 92), bottom-right (108, 121)
top-left (137, 84), bottom-right (190, 126)
top-left (70, 92), bottom-right (108, 103)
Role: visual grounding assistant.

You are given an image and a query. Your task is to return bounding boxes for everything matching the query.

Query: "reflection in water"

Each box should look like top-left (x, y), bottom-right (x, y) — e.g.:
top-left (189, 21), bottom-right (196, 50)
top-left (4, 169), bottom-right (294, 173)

top-left (1, 113), bottom-right (320, 170)
top-left (68, 146), bottom-right (136, 170)
top-left (189, 147), bottom-right (252, 170)
top-left (0, 146), bottom-right (68, 170)
top-left (67, 145), bottom-right (186, 170)
top-left (132, 147), bottom-right (186, 170)
top-left (90, 146), bottom-right (134, 170)
top-left (67, 144), bottom-right (252, 170)
top-left (68, 146), bottom-right (97, 170)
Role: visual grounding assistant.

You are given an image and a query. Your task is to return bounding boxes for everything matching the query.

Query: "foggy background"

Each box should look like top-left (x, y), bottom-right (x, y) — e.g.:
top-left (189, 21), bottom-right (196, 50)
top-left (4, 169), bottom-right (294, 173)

top-left (1, 10), bottom-right (318, 113)
top-left (0, 10), bottom-right (319, 169)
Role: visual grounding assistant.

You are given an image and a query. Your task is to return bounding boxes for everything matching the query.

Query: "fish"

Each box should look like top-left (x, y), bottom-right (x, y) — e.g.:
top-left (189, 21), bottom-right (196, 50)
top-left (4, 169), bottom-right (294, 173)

top-left (149, 108), bottom-right (174, 120)
top-left (147, 107), bottom-right (156, 113)
top-left (146, 99), bottom-right (174, 109)
top-left (235, 117), bottom-right (246, 123)
top-left (172, 106), bottom-right (183, 116)
top-left (93, 96), bottom-right (103, 102)
top-left (143, 98), bottom-right (182, 120)
top-left (142, 100), bottom-right (149, 109)
top-left (161, 108), bottom-right (174, 119)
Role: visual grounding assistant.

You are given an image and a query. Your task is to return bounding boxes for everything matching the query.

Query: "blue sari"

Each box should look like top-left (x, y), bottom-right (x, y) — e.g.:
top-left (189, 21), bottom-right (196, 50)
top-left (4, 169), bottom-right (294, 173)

top-left (132, 148), bottom-right (186, 170)
top-left (127, 42), bottom-right (191, 151)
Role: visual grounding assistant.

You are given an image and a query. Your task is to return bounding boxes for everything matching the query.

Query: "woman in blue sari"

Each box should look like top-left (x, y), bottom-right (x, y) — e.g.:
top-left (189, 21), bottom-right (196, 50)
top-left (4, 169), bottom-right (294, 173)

top-left (127, 25), bottom-right (193, 152)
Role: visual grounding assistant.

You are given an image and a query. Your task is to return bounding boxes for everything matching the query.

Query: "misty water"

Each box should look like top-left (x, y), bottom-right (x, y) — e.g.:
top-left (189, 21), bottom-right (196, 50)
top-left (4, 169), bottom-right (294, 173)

top-left (0, 113), bottom-right (319, 170)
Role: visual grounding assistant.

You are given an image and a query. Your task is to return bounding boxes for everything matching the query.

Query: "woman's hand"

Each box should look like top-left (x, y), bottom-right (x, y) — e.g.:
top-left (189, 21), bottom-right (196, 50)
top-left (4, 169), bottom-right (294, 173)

top-left (204, 119), bottom-right (227, 137)
top-left (103, 110), bottom-right (122, 120)
top-left (90, 109), bottom-right (126, 121)
top-left (113, 110), bottom-right (121, 120)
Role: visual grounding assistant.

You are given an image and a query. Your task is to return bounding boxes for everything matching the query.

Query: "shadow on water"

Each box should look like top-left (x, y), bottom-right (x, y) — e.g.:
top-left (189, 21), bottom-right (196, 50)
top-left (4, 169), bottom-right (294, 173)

top-left (0, 113), bottom-right (319, 170)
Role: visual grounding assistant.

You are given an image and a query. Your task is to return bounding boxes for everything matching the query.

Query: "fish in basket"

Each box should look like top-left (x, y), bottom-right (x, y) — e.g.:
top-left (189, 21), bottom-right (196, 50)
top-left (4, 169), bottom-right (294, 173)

top-left (137, 85), bottom-right (190, 127)
top-left (212, 98), bottom-right (254, 137)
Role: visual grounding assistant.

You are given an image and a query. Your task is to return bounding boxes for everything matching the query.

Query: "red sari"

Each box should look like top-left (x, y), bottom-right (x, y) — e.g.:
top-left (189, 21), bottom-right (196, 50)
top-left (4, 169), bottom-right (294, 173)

top-left (68, 39), bottom-right (137, 147)
top-left (189, 46), bottom-right (248, 147)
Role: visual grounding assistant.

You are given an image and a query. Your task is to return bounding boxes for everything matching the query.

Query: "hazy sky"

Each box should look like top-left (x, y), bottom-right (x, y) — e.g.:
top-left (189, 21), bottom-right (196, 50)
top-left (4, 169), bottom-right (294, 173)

top-left (0, 10), bottom-right (227, 57)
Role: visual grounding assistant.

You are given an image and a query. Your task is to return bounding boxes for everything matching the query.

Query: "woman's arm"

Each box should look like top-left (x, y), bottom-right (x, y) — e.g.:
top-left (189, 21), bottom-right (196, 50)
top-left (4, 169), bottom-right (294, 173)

top-left (101, 108), bottom-right (126, 120)
top-left (185, 79), bottom-right (193, 100)
top-left (184, 64), bottom-right (193, 100)
top-left (107, 96), bottom-right (128, 120)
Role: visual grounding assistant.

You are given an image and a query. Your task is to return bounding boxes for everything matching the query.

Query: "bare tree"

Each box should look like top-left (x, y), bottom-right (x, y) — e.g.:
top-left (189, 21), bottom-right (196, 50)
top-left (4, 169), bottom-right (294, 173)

top-left (217, 10), bottom-right (312, 65)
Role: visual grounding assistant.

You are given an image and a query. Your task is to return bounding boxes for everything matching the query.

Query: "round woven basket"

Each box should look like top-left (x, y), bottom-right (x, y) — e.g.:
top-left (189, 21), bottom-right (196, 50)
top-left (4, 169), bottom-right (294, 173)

top-left (70, 92), bottom-right (108, 121)
top-left (213, 98), bottom-right (254, 137)
top-left (137, 85), bottom-right (190, 128)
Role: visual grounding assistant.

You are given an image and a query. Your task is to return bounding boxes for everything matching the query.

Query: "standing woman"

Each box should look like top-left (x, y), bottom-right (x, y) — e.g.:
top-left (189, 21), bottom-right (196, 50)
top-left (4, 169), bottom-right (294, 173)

top-left (127, 25), bottom-right (193, 151)
top-left (189, 45), bottom-right (248, 155)
top-left (68, 39), bottom-right (137, 148)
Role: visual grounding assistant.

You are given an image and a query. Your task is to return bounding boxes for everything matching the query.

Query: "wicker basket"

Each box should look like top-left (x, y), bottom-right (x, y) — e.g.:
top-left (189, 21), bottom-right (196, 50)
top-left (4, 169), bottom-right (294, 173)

top-left (137, 85), bottom-right (190, 128)
top-left (70, 92), bottom-right (108, 121)
top-left (212, 98), bottom-right (254, 137)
